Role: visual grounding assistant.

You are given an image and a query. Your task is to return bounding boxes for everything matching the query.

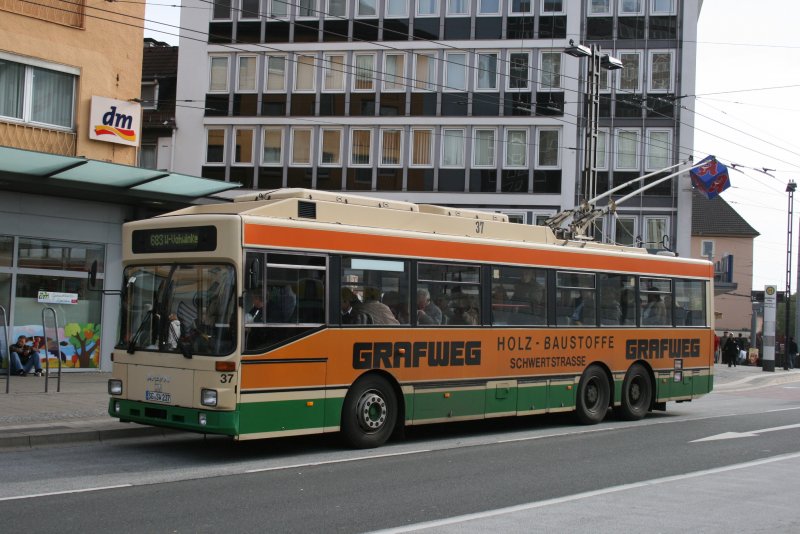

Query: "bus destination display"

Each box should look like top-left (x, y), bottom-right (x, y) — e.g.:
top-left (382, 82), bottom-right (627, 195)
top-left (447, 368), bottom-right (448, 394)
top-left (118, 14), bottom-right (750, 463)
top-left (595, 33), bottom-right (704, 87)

top-left (132, 226), bottom-right (217, 253)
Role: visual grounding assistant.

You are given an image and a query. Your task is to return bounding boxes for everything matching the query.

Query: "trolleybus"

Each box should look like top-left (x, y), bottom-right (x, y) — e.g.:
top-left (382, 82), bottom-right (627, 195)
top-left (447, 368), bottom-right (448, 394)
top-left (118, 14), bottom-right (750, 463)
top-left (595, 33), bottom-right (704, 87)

top-left (106, 189), bottom-right (714, 448)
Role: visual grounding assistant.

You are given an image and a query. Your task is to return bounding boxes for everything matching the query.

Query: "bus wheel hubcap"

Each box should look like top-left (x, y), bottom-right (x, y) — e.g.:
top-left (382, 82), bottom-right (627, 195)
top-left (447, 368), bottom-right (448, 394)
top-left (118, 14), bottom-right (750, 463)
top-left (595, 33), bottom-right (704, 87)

top-left (629, 381), bottom-right (641, 403)
top-left (357, 390), bottom-right (387, 432)
top-left (586, 382), bottom-right (599, 408)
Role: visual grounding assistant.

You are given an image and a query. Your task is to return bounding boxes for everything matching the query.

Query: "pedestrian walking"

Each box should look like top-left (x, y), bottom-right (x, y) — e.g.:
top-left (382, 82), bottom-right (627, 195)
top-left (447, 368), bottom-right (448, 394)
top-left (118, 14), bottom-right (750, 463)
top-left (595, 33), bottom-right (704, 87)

top-left (723, 332), bottom-right (739, 368)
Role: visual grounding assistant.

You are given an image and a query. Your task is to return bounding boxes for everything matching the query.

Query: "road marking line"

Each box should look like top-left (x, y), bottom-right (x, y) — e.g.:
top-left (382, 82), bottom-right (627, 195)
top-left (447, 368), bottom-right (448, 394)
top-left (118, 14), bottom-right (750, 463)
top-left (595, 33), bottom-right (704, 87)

top-left (766, 407), bottom-right (800, 412)
top-left (245, 449), bottom-right (431, 473)
top-left (0, 484), bottom-right (132, 502)
top-left (369, 452), bottom-right (800, 533)
top-left (692, 422), bottom-right (800, 442)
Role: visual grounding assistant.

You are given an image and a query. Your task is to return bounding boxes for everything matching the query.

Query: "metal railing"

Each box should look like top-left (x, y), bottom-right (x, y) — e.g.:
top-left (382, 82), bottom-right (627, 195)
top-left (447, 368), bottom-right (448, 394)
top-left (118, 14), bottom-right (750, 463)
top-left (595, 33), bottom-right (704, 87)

top-left (1, 306), bottom-right (8, 393)
top-left (41, 307), bottom-right (62, 393)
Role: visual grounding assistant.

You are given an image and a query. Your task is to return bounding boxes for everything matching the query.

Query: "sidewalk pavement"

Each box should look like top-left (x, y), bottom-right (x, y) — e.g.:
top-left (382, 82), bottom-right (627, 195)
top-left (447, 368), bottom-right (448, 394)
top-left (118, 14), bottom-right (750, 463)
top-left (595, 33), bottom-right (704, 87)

top-left (1, 364), bottom-right (798, 449)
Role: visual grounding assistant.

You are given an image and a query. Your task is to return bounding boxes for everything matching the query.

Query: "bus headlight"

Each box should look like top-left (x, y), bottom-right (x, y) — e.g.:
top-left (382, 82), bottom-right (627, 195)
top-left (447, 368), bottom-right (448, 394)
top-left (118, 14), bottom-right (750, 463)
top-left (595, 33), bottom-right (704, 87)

top-left (201, 388), bottom-right (218, 407)
top-left (108, 379), bottom-right (123, 395)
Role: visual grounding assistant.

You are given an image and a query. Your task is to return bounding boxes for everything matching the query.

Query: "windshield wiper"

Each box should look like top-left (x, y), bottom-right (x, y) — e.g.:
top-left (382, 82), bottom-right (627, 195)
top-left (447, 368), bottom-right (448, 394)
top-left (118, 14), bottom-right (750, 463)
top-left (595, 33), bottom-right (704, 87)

top-left (128, 310), bottom-right (158, 354)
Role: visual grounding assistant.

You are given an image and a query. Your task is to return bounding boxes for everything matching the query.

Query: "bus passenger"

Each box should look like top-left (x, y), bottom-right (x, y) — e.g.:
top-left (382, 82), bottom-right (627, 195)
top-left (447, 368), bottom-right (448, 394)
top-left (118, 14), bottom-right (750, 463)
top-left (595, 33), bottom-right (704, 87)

top-left (360, 287), bottom-right (400, 325)
top-left (383, 291), bottom-right (410, 324)
top-left (642, 291), bottom-right (666, 325)
top-left (416, 288), bottom-right (443, 325)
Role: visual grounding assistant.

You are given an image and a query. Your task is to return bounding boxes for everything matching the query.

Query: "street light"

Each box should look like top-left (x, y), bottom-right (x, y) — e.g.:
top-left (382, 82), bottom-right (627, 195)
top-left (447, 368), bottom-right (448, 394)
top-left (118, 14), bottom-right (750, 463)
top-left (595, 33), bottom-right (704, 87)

top-left (785, 180), bottom-right (796, 370)
top-left (564, 40), bottom-right (624, 238)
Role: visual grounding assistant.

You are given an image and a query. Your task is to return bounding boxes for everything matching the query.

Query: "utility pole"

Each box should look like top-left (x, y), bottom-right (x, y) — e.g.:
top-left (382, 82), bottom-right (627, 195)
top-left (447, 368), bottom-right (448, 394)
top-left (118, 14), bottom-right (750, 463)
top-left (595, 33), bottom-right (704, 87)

top-left (785, 180), bottom-right (796, 370)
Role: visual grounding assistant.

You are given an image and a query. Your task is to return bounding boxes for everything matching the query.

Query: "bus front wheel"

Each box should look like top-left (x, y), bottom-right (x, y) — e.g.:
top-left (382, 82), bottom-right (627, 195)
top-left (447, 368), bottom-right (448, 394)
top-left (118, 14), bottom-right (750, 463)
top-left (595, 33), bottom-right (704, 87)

top-left (618, 364), bottom-right (652, 421)
top-left (576, 365), bottom-right (610, 424)
top-left (341, 375), bottom-right (398, 449)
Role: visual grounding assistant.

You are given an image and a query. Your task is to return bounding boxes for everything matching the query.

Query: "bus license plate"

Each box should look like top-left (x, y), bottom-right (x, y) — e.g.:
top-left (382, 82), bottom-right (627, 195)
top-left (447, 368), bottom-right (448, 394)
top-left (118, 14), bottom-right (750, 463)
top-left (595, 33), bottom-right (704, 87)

top-left (145, 391), bottom-right (172, 403)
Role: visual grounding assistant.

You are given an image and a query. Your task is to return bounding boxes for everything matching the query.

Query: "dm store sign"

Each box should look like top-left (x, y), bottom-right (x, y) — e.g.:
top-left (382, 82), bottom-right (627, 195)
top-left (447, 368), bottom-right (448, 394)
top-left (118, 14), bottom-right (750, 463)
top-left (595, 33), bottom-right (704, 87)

top-left (89, 96), bottom-right (141, 147)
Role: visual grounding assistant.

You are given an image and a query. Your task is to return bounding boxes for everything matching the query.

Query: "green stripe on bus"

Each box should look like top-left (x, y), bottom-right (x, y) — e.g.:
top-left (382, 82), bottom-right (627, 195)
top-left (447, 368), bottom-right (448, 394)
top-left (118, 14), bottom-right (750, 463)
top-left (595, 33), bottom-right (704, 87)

top-left (108, 398), bottom-right (238, 436)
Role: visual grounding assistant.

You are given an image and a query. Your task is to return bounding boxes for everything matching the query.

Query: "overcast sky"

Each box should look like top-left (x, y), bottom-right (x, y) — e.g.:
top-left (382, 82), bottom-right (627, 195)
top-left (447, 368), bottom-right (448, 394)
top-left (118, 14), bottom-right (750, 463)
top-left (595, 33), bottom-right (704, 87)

top-left (143, 1), bottom-right (800, 290)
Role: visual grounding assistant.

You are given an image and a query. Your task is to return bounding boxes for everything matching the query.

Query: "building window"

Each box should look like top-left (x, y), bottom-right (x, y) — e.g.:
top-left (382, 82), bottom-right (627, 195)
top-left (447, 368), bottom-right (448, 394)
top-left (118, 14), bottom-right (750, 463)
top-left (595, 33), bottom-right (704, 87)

top-left (386, 0), bottom-right (408, 16)
top-left (237, 55), bottom-right (257, 92)
top-left (614, 216), bottom-right (637, 246)
top-left (298, 0), bottom-right (317, 17)
top-left (479, 0), bottom-right (500, 14)
top-left (353, 54), bottom-right (375, 91)
top-left (265, 55), bottom-right (286, 92)
top-left (411, 128), bottom-right (433, 167)
top-left (234, 128), bottom-right (255, 164)
top-left (441, 128), bottom-right (465, 167)
top-left (505, 128), bottom-right (528, 168)
top-left (357, 0), bottom-right (377, 16)
top-left (291, 128), bottom-right (313, 166)
top-left (619, 0), bottom-right (643, 15)
top-left (323, 54), bottom-right (345, 91)
top-left (447, 0), bottom-right (469, 15)
top-left (618, 52), bottom-right (641, 92)
top-left (380, 129), bottom-right (403, 166)
top-left (417, 0), bottom-right (439, 16)
top-left (540, 52), bottom-right (561, 90)
top-left (262, 128), bottom-right (283, 166)
top-left (615, 129), bottom-right (640, 170)
top-left (270, 0), bottom-right (288, 17)
top-left (241, 0), bottom-right (260, 19)
top-left (295, 55), bottom-right (317, 92)
top-left (140, 81), bottom-right (158, 110)
top-left (320, 128), bottom-right (342, 165)
top-left (206, 128), bottom-right (226, 164)
top-left (648, 50), bottom-right (674, 92)
top-left (476, 52), bottom-right (498, 91)
top-left (445, 52), bottom-right (468, 91)
top-left (644, 216), bottom-right (669, 249)
top-left (139, 144), bottom-right (157, 169)
top-left (536, 128), bottom-right (559, 168)
top-left (541, 0), bottom-right (564, 13)
top-left (473, 129), bottom-right (496, 167)
top-left (646, 129), bottom-right (671, 170)
top-left (414, 53), bottom-right (437, 91)
top-left (508, 52), bottom-right (530, 90)
top-left (510, 0), bottom-right (532, 15)
top-left (596, 129), bottom-right (609, 170)
top-left (588, 0), bottom-right (610, 15)
top-left (651, 0), bottom-right (674, 15)
top-left (383, 53), bottom-right (406, 92)
top-left (209, 56), bottom-right (229, 92)
top-left (351, 128), bottom-right (373, 166)
top-left (212, 0), bottom-right (232, 19)
top-left (326, 0), bottom-right (347, 16)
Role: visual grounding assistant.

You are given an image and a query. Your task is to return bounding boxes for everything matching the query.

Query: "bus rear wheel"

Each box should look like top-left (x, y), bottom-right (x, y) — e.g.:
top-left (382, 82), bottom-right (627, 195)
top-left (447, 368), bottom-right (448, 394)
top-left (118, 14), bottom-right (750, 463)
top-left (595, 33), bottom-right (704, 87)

top-left (618, 364), bottom-right (652, 421)
top-left (341, 375), bottom-right (398, 449)
top-left (576, 365), bottom-right (610, 425)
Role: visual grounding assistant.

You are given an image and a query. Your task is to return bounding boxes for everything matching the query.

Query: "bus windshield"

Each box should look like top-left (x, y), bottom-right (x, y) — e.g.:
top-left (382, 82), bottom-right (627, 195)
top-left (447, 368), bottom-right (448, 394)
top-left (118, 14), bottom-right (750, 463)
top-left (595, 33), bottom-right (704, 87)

top-left (117, 263), bottom-right (236, 356)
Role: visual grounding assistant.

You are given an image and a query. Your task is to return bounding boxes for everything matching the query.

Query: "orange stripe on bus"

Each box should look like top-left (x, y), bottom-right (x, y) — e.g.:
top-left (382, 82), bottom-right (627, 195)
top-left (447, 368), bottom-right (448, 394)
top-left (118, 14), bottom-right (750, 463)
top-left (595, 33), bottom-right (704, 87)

top-left (244, 224), bottom-right (712, 278)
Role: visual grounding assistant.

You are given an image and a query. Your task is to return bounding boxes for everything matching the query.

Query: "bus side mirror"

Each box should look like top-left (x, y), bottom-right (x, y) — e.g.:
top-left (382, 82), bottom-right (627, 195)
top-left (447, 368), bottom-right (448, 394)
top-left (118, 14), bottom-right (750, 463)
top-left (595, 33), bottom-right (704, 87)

top-left (88, 260), bottom-right (98, 288)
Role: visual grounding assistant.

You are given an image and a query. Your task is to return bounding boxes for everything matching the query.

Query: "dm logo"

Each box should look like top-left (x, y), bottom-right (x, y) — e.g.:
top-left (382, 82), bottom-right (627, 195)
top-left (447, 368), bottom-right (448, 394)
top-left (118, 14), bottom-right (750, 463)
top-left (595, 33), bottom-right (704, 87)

top-left (89, 96), bottom-right (141, 147)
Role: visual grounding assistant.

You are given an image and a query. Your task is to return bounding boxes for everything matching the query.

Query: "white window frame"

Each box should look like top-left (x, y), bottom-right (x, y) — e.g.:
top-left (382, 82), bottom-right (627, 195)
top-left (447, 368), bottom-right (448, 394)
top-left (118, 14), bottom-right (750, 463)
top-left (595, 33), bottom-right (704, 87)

top-left (535, 127), bottom-right (560, 169)
top-left (412, 52), bottom-right (437, 92)
top-left (379, 128), bottom-right (404, 167)
top-left (614, 128), bottom-right (641, 171)
top-left (416, 0), bottom-right (440, 17)
top-left (446, 0), bottom-right (470, 16)
top-left (239, 0), bottom-right (261, 20)
top-left (350, 128), bottom-right (374, 167)
top-left (595, 128), bottom-right (610, 171)
top-left (385, 0), bottom-right (409, 17)
top-left (322, 53), bottom-right (346, 92)
top-left (506, 50), bottom-right (530, 91)
top-left (475, 51), bottom-right (499, 92)
top-left (613, 215), bottom-right (638, 246)
top-left (319, 127), bottom-right (343, 166)
top-left (650, 0), bottom-right (675, 15)
top-left (264, 54), bottom-right (287, 93)
top-left (644, 216), bottom-right (670, 248)
top-left (233, 127), bottom-right (256, 165)
top-left (296, 0), bottom-right (318, 19)
top-left (410, 127), bottom-right (434, 167)
top-left (444, 51), bottom-right (468, 92)
top-left (587, 0), bottom-right (611, 15)
top-left (140, 81), bottom-right (158, 110)
top-left (509, 0), bottom-right (533, 16)
top-left (617, 51), bottom-right (642, 93)
top-left (645, 128), bottom-right (672, 171)
top-left (294, 54), bottom-right (317, 92)
top-left (325, 0), bottom-right (349, 17)
top-left (205, 127), bottom-right (227, 165)
top-left (208, 55), bottom-right (230, 93)
top-left (618, 0), bottom-right (643, 15)
top-left (539, 51), bottom-right (562, 90)
top-left (540, 0), bottom-right (564, 14)
top-left (356, 0), bottom-right (379, 17)
top-left (352, 53), bottom-right (376, 93)
top-left (478, 0), bottom-right (501, 15)
top-left (533, 211), bottom-right (556, 226)
top-left (211, 0), bottom-right (233, 20)
top-left (261, 127), bottom-right (284, 167)
top-left (648, 49), bottom-right (674, 93)
top-left (290, 127), bottom-right (314, 166)
top-left (440, 128), bottom-right (466, 168)
top-left (382, 53), bottom-right (407, 92)
top-left (268, 0), bottom-right (289, 18)
top-left (472, 128), bottom-right (497, 168)
top-left (504, 128), bottom-right (529, 169)
top-left (236, 54), bottom-right (258, 93)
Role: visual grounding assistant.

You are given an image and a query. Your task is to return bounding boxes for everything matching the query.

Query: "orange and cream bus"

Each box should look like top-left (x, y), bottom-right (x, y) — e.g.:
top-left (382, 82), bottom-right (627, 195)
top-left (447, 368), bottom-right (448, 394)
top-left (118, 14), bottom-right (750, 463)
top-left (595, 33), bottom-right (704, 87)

top-left (106, 189), bottom-right (714, 448)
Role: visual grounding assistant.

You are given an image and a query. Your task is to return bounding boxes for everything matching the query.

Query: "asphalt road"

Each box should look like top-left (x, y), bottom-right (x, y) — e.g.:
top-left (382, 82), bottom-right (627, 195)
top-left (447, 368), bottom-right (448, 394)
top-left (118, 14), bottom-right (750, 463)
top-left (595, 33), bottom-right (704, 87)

top-left (2, 376), bottom-right (800, 533)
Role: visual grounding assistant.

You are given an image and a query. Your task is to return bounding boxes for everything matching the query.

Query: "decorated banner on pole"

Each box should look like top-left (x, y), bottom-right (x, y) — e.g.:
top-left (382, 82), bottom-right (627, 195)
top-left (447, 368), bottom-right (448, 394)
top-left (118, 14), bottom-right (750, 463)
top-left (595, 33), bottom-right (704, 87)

top-left (690, 156), bottom-right (731, 200)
